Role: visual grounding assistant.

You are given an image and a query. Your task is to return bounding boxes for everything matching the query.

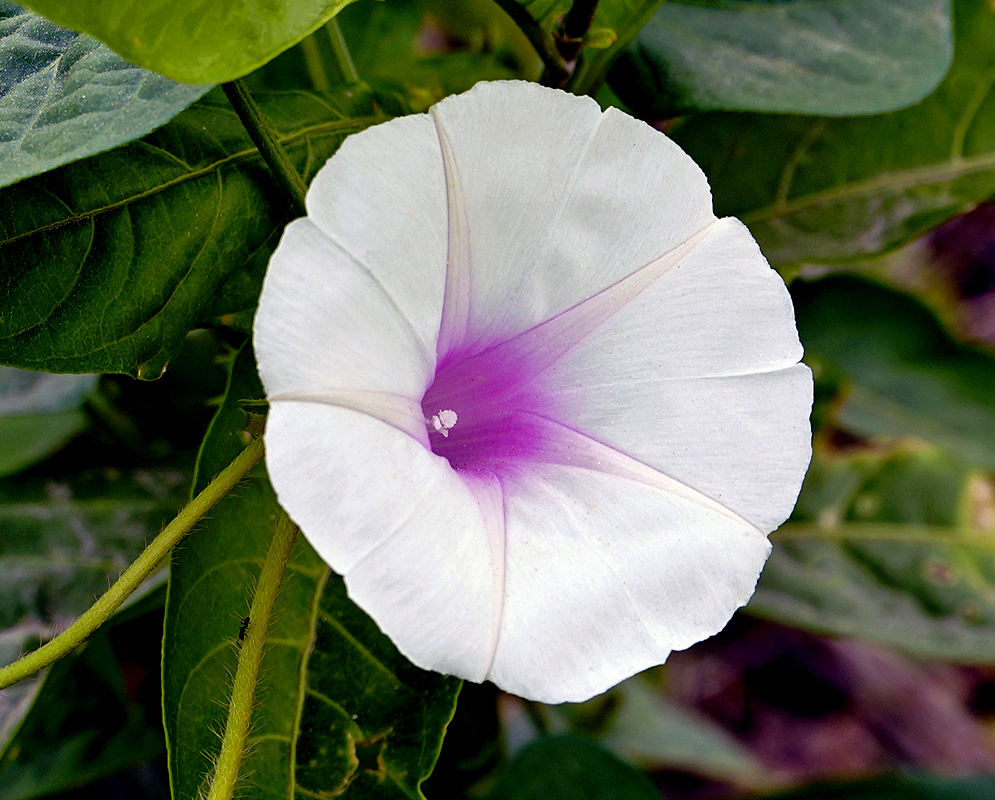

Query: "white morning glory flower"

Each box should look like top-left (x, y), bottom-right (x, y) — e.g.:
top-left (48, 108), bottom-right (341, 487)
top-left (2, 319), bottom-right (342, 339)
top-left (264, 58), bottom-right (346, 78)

top-left (254, 81), bottom-right (813, 704)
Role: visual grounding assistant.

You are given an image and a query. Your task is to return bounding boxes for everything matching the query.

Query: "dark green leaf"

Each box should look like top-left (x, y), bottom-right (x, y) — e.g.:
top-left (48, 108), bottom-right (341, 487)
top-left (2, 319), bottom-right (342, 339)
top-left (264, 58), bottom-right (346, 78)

top-left (561, 677), bottom-right (768, 787)
top-left (19, 0), bottom-right (358, 84)
top-left (0, 85), bottom-right (393, 378)
top-left (163, 346), bottom-right (460, 800)
top-left (0, 587), bottom-right (167, 800)
top-left (0, 367), bottom-right (96, 476)
top-left (0, 3), bottom-right (208, 188)
top-left (670, 0), bottom-right (995, 270)
top-left (487, 734), bottom-right (662, 800)
top-left (611, 0), bottom-right (952, 116)
top-left (751, 436), bottom-right (995, 660)
top-left (795, 276), bottom-right (995, 469)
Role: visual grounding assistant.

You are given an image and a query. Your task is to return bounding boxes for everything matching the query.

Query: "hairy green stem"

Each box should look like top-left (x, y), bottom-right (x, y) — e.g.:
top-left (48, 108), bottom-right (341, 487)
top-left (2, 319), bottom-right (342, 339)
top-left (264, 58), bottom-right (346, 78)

top-left (0, 437), bottom-right (266, 692)
top-left (205, 513), bottom-right (300, 800)
top-left (324, 17), bottom-right (360, 85)
top-left (491, 0), bottom-right (571, 88)
top-left (222, 80), bottom-right (309, 217)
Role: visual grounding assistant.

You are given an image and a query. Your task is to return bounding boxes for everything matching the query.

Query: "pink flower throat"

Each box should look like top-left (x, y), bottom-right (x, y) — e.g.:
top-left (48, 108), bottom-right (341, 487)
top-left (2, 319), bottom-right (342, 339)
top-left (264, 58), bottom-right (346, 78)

top-left (420, 344), bottom-right (556, 477)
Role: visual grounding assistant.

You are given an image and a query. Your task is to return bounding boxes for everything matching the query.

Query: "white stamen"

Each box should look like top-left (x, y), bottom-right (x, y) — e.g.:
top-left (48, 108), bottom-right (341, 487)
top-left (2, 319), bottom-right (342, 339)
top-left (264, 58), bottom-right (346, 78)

top-left (429, 409), bottom-right (458, 437)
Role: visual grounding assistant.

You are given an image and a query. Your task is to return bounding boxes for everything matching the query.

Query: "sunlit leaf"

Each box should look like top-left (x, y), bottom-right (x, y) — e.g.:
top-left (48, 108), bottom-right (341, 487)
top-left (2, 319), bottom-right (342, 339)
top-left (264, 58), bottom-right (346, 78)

top-left (18, 0), bottom-right (358, 84)
top-left (0, 85), bottom-right (394, 378)
top-left (611, 0), bottom-right (952, 116)
top-left (0, 3), bottom-right (208, 188)
top-left (671, 0), bottom-right (995, 270)
top-left (163, 346), bottom-right (459, 800)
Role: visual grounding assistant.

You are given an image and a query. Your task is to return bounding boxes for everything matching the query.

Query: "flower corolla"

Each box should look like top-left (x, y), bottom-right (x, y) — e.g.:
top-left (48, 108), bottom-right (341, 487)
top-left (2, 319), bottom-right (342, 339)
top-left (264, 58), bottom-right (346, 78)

top-left (254, 80), bottom-right (813, 704)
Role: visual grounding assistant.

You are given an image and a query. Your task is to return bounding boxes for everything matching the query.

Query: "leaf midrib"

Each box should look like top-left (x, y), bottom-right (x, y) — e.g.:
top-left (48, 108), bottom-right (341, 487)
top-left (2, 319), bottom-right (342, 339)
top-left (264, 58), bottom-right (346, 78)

top-left (0, 114), bottom-right (384, 249)
top-left (772, 521), bottom-right (995, 548)
top-left (741, 148), bottom-right (995, 225)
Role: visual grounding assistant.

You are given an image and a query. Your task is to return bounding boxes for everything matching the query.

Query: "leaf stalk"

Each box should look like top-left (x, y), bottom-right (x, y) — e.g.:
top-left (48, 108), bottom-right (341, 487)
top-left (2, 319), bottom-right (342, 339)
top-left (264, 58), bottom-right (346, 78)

top-left (222, 80), bottom-right (309, 217)
top-left (558, 0), bottom-right (601, 63)
top-left (325, 18), bottom-right (360, 85)
top-left (205, 513), bottom-right (300, 800)
top-left (491, 0), bottom-right (572, 88)
top-left (0, 437), bottom-right (266, 692)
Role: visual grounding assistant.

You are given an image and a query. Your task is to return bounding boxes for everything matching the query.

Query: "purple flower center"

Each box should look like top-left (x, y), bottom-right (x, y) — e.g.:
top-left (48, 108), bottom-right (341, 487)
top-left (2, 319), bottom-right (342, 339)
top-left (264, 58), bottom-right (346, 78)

top-left (420, 343), bottom-right (556, 477)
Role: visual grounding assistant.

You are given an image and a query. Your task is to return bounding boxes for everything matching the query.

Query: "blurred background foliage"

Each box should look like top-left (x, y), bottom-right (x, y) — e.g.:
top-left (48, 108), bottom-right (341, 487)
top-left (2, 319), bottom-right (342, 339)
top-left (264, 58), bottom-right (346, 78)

top-left (4, 0), bottom-right (995, 798)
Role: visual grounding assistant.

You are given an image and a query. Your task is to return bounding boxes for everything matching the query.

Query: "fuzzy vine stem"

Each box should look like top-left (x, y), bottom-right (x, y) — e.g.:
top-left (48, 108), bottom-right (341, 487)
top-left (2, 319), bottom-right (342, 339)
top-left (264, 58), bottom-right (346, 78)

top-left (222, 80), bottom-right (309, 217)
top-left (0, 437), bottom-right (266, 692)
top-left (205, 513), bottom-right (300, 800)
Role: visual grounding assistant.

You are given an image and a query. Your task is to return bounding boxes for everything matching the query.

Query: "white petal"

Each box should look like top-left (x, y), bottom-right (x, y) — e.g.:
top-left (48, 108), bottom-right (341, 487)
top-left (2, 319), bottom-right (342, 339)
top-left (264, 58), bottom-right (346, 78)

top-left (558, 217), bottom-right (803, 380)
top-left (254, 218), bottom-right (434, 403)
top-left (555, 365), bottom-right (813, 533)
top-left (544, 218), bottom-right (811, 532)
top-left (265, 401), bottom-right (501, 681)
top-left (488, 463), bottom-right (770, 704)
top-left (304, 112), bottom-right (448, 357)
top-left (429, 81), bottom-right (715, 348)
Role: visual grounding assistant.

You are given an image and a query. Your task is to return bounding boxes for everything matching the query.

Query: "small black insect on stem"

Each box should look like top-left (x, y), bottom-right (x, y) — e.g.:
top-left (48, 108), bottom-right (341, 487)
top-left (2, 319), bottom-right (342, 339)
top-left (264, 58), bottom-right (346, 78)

top-left (238, 616), bottom-right (250, 642)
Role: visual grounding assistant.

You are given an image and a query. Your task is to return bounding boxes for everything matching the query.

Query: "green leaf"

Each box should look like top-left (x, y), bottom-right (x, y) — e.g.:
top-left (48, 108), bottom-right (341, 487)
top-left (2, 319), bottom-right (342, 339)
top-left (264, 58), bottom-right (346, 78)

top-left (550, 675), bottom-right (770, 788)
top-left (795, 276), bottom-right (995, 470)
top-left (248, 0), bottom-right (530, 109)
top-left (0, 84), bottom-right (393, 378)
top-left (560, 676), bottom-right (768, 787)
top-left (760, 773), bottom-right (995, 800)
top-left (610, 0), bottom-right (952, 116)
top-left (0, 367), bottom-right (96, 476)
top-left (163, 346), bottom-right (460, 800)
top-left (750, 437), bottom-right (995, 660)
top-left (0, 463), bottom-right (188, 635)
top-left (18, 0), bottom-right (358, 84)
top-left (0, 3), bottom-right (209, 188)
top-left (487, 734), bottom-right (663, 800)
top-left (0, 462), bottom-right (188, 753)
top-left (669, 0), bottom-right (995, 270)
top-left (0, 587), bottom-right (167, 800)
top-left (749, 276), bottom-right (995, 659)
